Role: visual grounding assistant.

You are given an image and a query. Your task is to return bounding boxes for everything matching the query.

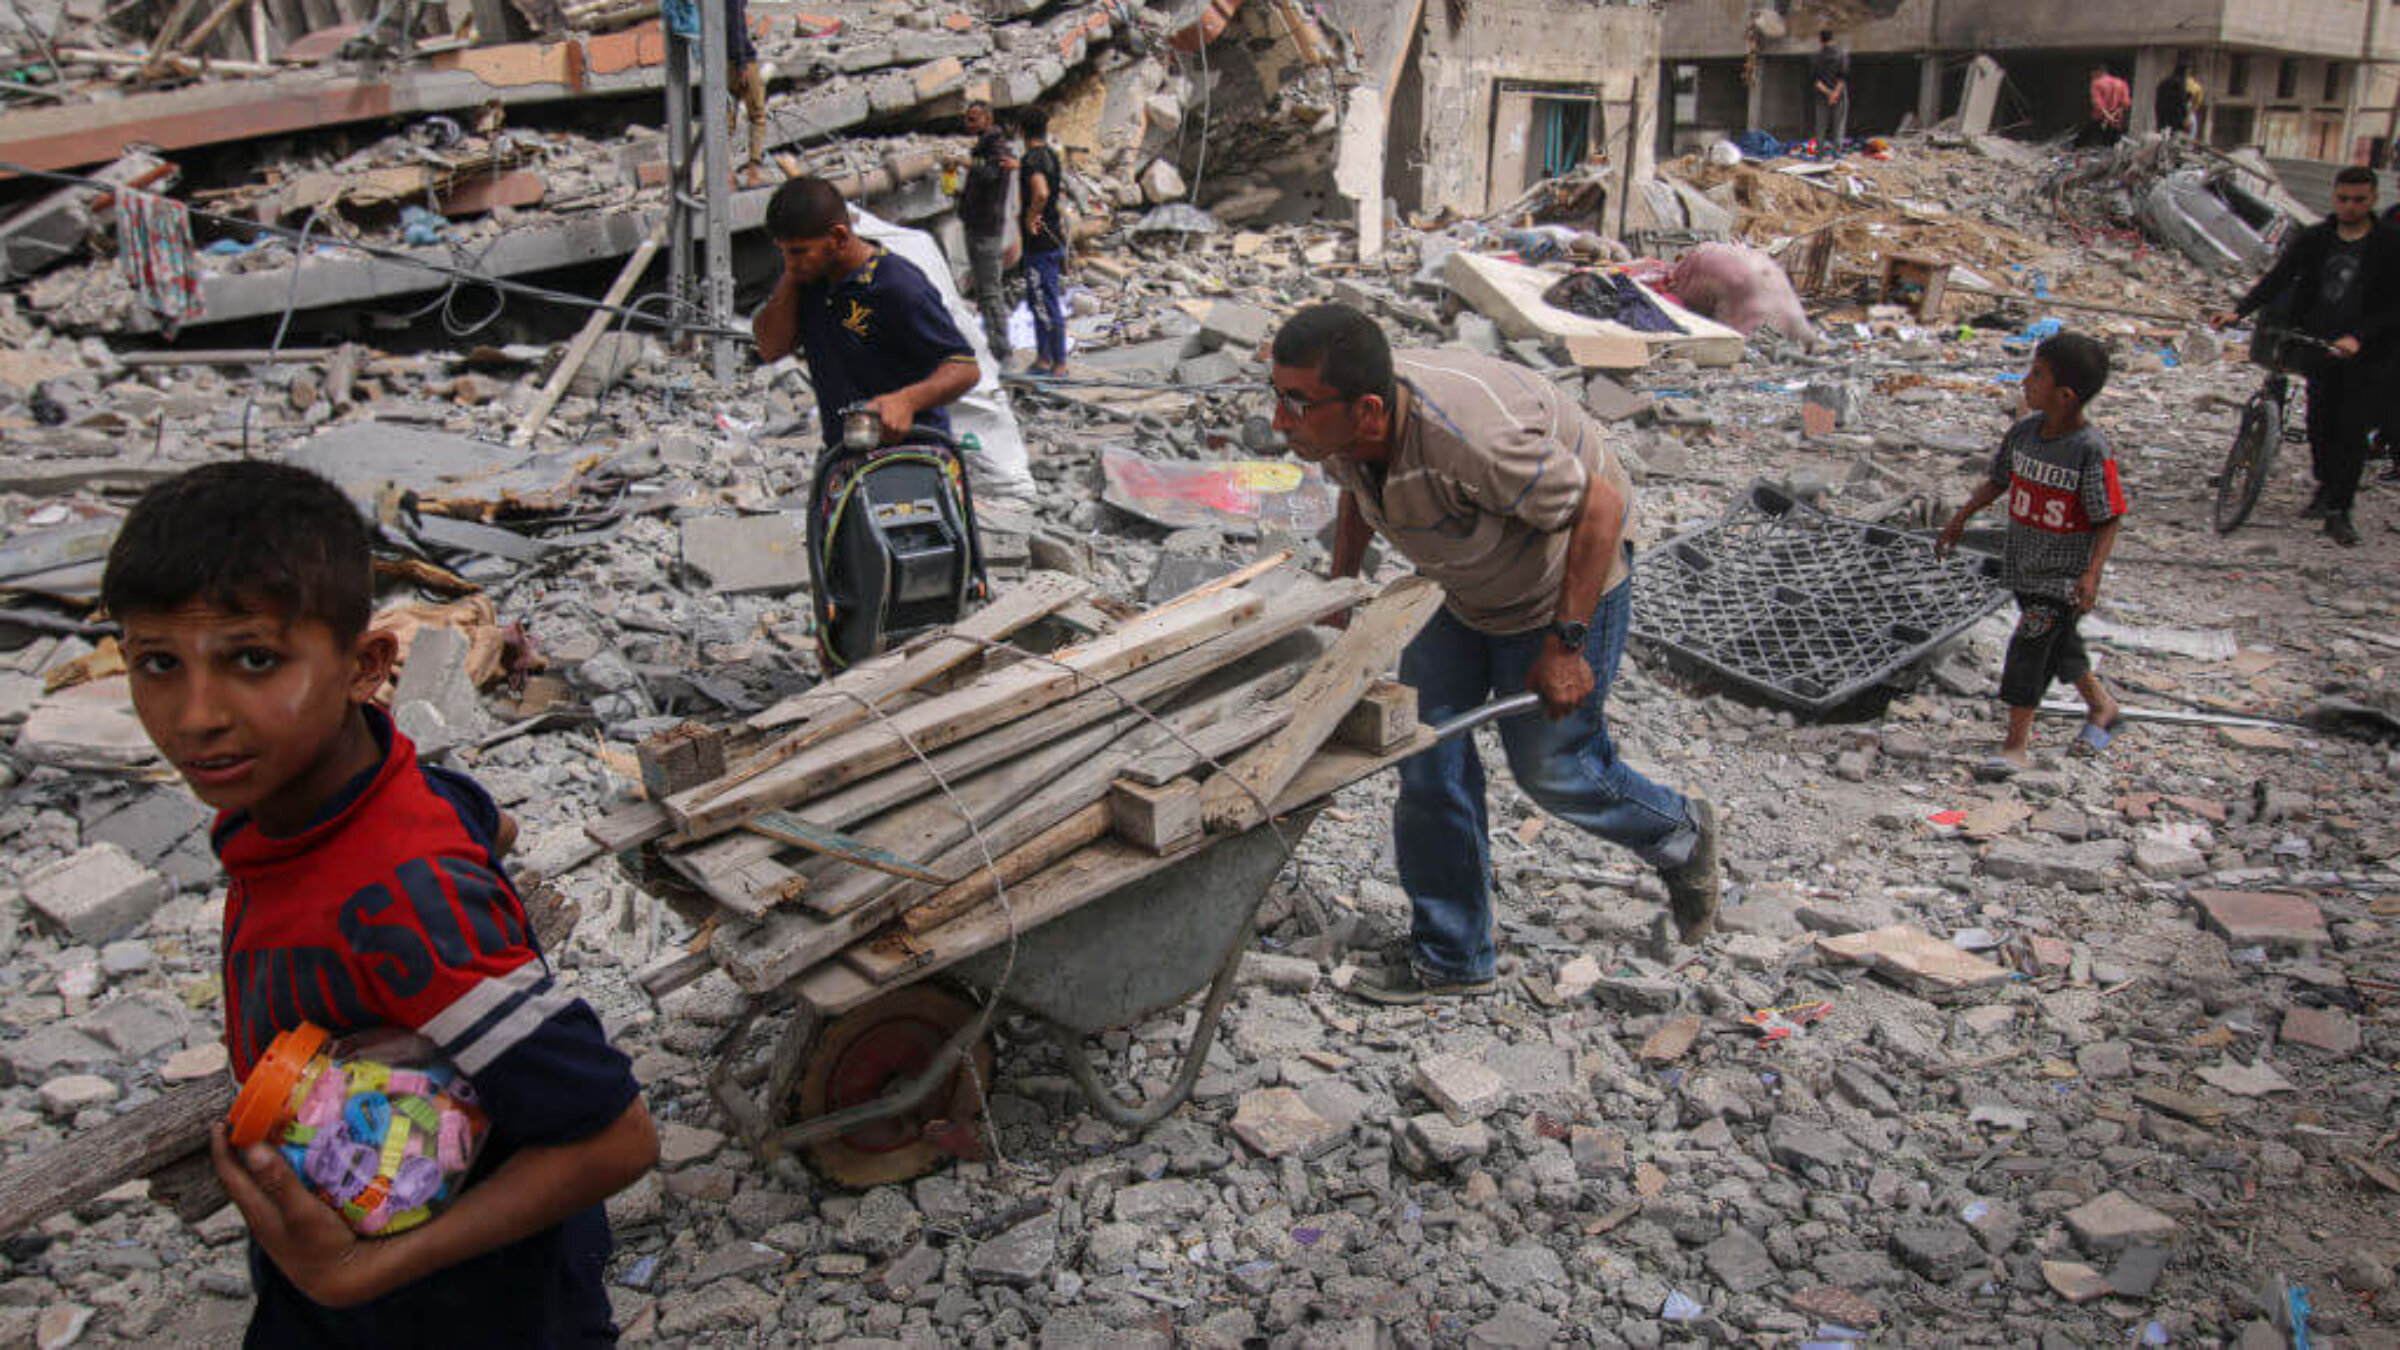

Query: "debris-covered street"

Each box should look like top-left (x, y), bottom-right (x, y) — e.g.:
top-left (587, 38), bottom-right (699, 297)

top-left (2, 0), bottom-right (2399, 1343)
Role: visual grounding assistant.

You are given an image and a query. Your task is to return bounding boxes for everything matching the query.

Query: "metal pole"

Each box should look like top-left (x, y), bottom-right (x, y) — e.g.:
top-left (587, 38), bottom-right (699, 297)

top-left (663, 29), bottom-right (692, 346)
top-left (697, 0), bottom-right (737, 382)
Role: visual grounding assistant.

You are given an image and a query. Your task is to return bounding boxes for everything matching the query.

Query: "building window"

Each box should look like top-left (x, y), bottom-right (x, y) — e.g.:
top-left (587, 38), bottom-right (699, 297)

top-left (2325, 62), bottom-right (2345, 102)
top-left (2277, 58), bottom-right (2298, 100)
top-left (2229, 55), bottom-right (2249, 98)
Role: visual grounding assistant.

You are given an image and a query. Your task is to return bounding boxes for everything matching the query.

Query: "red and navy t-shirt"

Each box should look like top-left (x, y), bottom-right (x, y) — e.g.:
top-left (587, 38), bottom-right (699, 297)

top-left (1985, 415), bottom-right (2128, 602)
top-left (213, 706), bottom-right (638, 1348)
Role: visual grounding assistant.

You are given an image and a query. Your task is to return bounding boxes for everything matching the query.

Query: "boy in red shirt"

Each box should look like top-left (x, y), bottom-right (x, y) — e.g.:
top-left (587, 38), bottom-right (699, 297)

top-left (1938, 333), bottom-right (2129, 774)
top-left (102, 462), bottom-right (657, 1347)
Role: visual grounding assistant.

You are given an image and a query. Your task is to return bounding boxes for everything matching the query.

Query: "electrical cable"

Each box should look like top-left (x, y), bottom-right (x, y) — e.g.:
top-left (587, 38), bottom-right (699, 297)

top-left (238, 204), bottom-right (323, 458)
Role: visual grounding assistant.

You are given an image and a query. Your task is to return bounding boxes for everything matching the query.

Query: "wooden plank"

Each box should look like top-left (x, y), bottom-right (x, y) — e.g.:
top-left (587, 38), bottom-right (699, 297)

top-left (789, 714), bottom-right (1136, 920)
top-left (509, 214), bottom-right (666, 448)
top-left (1148, 550), bottom-right (1290, 614)
top-left (894, 799), bottom-right (1112, 939)
top-left (667, 588), bottom-right (1264, 842)
top-left (704, 715), bottom-right (1136, 980)
top-left (744, 810), bottom-right (956, 885)
top-left (0, 1077), bottom-right (234, 1240)
top-left (729, 570), bottom-right (1087, 748)
top-left (1119, 707), bottom-right (1291, 786)
top-left (695, 578), bottom-right (1365, 979)
top-left (797, 728), bottom-right (1435, 1016)
top-left (586, 797), bottom-right (670, 852)
top-left (1200, 575), bottom-right (1443, 833)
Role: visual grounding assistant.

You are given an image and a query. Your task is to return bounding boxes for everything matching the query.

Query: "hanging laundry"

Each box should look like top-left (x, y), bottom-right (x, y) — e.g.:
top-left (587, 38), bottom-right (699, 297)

top-left (115, 190), bottom-right (204, 333)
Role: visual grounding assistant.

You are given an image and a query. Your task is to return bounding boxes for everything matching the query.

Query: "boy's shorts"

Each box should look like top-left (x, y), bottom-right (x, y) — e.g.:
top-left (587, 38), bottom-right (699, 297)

top-left (2000, 594), bottom-right (2089, 709)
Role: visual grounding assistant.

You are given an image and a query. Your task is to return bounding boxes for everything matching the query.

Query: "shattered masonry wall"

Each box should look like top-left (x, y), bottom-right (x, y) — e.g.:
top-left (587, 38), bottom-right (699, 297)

top-left (1662, 0), bottom-right (2400, 64)
top-left (1408, 0), bottom-right (1659, 216)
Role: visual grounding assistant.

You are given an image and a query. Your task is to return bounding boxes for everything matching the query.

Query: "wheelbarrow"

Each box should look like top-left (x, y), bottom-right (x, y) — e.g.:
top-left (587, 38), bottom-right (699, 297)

top-left (692, 692), bottom-right (1540, 1187)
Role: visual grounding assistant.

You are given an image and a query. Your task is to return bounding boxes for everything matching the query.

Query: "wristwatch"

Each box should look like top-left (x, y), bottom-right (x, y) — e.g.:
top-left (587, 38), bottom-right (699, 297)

top-left (1547, 620), bottom-right (1591, 649)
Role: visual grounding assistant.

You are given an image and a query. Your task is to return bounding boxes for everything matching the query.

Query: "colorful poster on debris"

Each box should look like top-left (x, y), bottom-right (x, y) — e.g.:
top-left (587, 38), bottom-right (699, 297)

top-left (1100, 447), bottom-right (1338, 534)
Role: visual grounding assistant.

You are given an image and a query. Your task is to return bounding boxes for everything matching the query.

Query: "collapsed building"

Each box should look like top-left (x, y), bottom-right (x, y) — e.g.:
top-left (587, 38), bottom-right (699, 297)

top-left (1659, 0), bottom-right (2400, 165)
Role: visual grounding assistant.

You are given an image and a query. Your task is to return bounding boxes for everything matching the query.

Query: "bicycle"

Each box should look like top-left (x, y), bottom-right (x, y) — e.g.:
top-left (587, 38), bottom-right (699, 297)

top-left (2215, 326), bottom-right (2337, 535)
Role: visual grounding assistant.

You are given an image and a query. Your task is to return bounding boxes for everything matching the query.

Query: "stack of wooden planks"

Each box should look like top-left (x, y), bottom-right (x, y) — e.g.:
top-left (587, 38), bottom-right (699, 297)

top-left (584, 562), bottom-right (1448, 1016)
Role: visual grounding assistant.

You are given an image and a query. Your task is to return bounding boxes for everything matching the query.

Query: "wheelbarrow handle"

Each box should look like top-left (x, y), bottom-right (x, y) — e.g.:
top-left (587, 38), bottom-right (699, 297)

top-left (1431, 691), bottom-right (1542, 740)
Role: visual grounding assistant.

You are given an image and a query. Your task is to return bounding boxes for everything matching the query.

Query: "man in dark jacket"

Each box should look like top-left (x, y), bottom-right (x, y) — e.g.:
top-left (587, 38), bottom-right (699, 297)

top-left (2154, 61), bottom-right (2192, 139)
top-left (2216, 166), bottom-right (2400, 545)
top-left (952, 101), bottom-right (1017, 359)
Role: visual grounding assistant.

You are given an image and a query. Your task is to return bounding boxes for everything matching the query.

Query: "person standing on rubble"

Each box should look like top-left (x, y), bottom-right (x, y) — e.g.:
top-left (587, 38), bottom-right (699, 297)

top-left (2212, 165), bottom-right (2400, 547)
top-left (725, 0), bottom-right (768, 185)
top-left (1017, 106), bottom-right (1071, 377)
top-left (1809, 29), bottom-right (1850, 151)
top-left (1267, 304), bottom-right (1722, 1005)
top-left (2154, 61), bottom-right (2192, 141)
top-left (2084, 64), bottom-right (2132, 148)
top-left (952, 101), bottom-right (1019, 361)
top-left (753, 176), bottom-right (982, 447)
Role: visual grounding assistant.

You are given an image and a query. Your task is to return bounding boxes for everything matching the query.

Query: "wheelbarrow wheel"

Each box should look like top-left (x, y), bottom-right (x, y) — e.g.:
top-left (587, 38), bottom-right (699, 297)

top-left (790, 987), bottom-right (995, 1188)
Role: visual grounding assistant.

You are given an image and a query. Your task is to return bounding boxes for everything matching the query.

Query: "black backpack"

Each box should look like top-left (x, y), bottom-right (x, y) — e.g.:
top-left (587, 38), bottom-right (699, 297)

top-left (805, 431), bottom-right (990, 670)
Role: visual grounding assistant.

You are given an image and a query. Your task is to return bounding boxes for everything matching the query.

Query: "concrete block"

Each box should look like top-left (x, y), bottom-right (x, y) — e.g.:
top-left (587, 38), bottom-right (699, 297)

top-left (1197, 300), bottom-right (1273, 352)
top-left (38, 1073), bottom-right (119, 1119)
top-left (392, 623), bottom-right (488, 754)
top-left (2279, 1007), bottom-right (2359, 1055)
top-left (1174, 350), bottom-right (1247, 387)
top-left (1411, 1052), bottom-right (1508, 1124)
top-left (85, 789), bottom-right (210, 867)
top-left (1140, 158), bottom-right (1186, 203)
top-left (22, 842), bottom-right (172, 945)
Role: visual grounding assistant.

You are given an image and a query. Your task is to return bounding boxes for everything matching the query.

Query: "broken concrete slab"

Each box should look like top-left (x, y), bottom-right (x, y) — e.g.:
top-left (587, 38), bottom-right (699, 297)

top-left (1813, 925), bottom-right (2012, 999)
top-left (1441, 250), bottom-right (1743, 368)
top-left (21, 842), bottom-right (172, 945)
top-left (13, 677), bottom-right (160, 772)
top-left (2063, 1191), bottom-right (2178, 1254)
top-left (1229, 1086), bottom-right (1344, 1159)
top-left (1195, 300), bottom-right (1273, 353)
top-left (2189, 890), bottom-right (2329, 952)
top-left (391, 623), bottom-right (492, 755)
top-left (285, 423), bottom-right (586, 514)
top-left (2278, 1006), bottom-right (2360, 1055)
top-left (1411, 1052), bottom-right (1509, 1124)
top-left (678, 512), bottom-right (811, 596)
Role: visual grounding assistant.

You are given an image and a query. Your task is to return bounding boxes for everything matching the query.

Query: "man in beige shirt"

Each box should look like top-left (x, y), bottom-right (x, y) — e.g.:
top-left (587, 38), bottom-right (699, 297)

top-left (1269, 304), bottom-right (1719, 1003)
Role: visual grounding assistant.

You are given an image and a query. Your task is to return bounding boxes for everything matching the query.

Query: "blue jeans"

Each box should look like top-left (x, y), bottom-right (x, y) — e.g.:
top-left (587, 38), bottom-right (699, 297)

top-left (1024, 249), bottom-right (1066, 367)
top-left (1394, 581), bottom-right (1699, 983)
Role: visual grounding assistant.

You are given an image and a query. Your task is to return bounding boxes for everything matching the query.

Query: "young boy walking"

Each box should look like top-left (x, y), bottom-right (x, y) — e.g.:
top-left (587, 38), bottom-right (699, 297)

top-left (1936, 332), bottom-right (2128, 773)
top-left (101, 462), bottom-right (657, 1346)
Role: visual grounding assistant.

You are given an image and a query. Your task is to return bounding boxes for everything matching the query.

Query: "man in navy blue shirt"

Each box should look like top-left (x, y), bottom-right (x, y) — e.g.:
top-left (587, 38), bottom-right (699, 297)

top-left (753, 176), bottom-right (981, 445)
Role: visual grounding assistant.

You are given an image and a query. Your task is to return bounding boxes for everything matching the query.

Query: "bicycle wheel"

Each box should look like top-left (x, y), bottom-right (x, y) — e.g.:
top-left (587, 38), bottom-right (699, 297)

top-left (2214, 393), bottom-right (2280, 534)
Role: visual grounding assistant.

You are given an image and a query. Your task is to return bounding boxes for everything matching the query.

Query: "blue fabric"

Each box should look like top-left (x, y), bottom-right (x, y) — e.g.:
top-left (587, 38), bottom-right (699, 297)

top-left (1734, 130), bottom-right (1785, 161)
top-left (1393, 581), bottom-right (1697, 983)
top-left (1024, 250), bottom-right (1067, 367)
top-left (722, 0), bottom-right (755, 66)
top-left (794, 245), bottom-right (975, 444)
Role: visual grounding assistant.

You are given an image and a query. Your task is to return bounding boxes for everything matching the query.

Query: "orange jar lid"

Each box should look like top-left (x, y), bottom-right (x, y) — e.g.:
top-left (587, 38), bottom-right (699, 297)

top-left (227, 1022), bottom-right (330, 1148)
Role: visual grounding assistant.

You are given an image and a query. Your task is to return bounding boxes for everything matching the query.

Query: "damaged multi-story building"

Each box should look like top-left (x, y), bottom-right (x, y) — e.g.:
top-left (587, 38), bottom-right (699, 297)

top-left (0, 0), bottom-right (1666, 347)
top-left (1659, 0), bottom-right (2400, 167)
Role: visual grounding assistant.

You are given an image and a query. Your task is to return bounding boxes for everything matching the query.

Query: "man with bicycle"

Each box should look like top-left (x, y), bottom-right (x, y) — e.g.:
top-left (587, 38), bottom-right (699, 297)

top-left (2213, 165), bottom-right (2400, 547)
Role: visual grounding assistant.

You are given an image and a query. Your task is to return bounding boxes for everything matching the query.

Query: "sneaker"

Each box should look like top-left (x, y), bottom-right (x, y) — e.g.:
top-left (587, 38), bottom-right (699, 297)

top-left (1659, 797), bottom-right (1722, 944)
top-left (1347, 962), bottom-right (1497, 1005)
top-left (2301, 490), bottom-right (2331, 520)
top-left (2326, 511), bottom-right (2361, 547)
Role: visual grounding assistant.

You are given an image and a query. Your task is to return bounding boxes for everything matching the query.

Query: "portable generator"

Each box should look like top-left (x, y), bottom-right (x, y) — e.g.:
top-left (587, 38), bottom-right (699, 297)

top-left (805, 408), bottom-right (988, 670)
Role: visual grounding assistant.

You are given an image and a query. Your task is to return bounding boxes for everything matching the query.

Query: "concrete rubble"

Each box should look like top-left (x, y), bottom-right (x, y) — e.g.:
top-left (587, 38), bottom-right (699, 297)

top-left (0, 4), bottom-right (2398, 1343)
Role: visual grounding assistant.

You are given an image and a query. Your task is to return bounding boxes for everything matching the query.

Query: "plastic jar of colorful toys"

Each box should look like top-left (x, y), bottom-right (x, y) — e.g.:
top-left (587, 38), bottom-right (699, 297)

top-left (226, 1022), bottom-right (489, 1237)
